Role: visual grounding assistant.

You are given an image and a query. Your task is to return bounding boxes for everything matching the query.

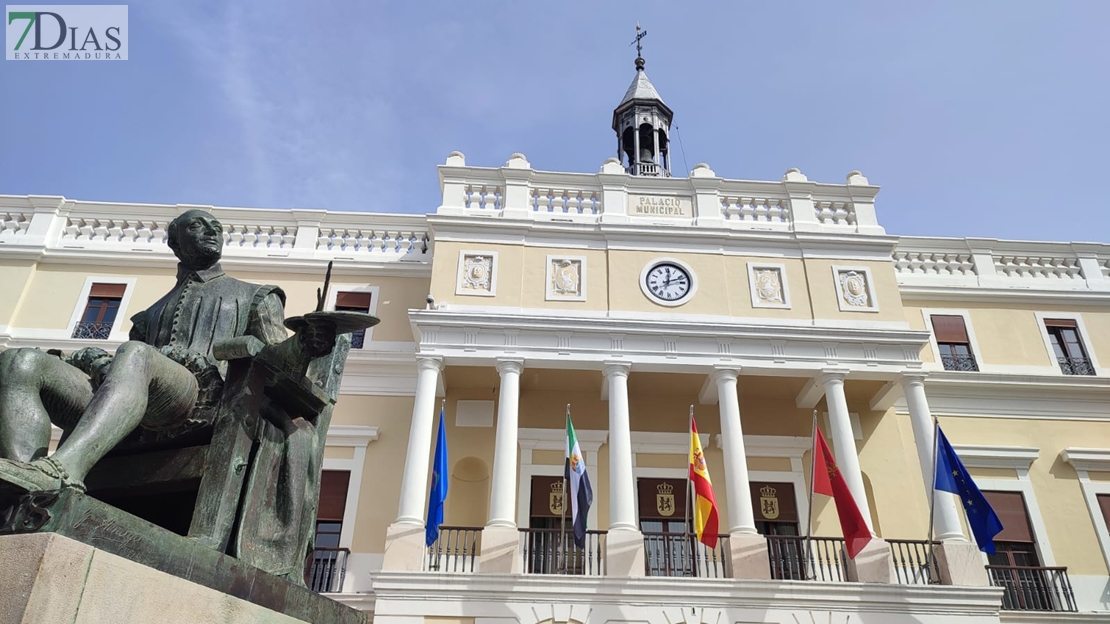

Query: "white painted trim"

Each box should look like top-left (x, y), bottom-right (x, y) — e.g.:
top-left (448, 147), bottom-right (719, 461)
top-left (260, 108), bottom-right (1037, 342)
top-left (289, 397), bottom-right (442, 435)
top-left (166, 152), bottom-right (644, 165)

top-left (325, 283), bottom-right (381, 347)
top-left (631, 431), bottom-right (708, 456)
top-left (975, 476), bottom-right (1056, 566)
top-left (64, 275), bottom-right (138, 342)
top-left (455, 250), bottom-right (499, 297)
top-left (1033, 311), bottom-right (1104, 375)
top-left (832, 265), bottom-right (880, 313)
top-left (951, 444), bottom-right (1040, 471)
top-left (1061, 448), bottom-right (1110, 572)
top-left (747, 262), bottom-right (792, 309)
top-left (919, 308), bottom-right (984, 373)
top-left (323, 425), bottom-right (379, 550)
top-left (544, 254), bottom-right (587, 302)
top-left (516, 428), bottom-right (606, 530)
top-left (639, 257), bottom-right (698, 308)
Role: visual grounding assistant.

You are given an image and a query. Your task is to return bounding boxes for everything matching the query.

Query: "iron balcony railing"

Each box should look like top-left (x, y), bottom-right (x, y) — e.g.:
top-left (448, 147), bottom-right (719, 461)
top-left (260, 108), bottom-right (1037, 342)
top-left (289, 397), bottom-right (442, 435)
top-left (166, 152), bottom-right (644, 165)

top-left (1058, 356), bottom-right (1095, 376)
top-left (71, 322), bottom-right (114, 339)
top-left (304, 547), bottom-right (348, 593)
top-left (765, 535), bottom-right (848, 582)
top-left (426, 526), bottom-right (482, 573)
top-left (519, 527), bottom-right (606, 576)
top-left (349, 329), bottom-right (366, 349)
top-left (641, 532), bottom-right (730, 578)
top-left (940, 353), bottom-right (979, 372)
top-left (888, 539), bottom-right (940, 585)
top-left (987, 565), bottom-right (1078, 612)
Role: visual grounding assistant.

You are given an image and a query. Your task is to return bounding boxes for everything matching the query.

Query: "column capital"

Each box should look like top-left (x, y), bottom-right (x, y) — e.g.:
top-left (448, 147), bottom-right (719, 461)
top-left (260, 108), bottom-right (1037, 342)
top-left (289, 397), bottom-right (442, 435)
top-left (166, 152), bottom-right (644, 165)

top-left (817, 368), bottom-right (849, 386)
top-left (899, 371), bottom-right (929, 386)
top-left (602, 361), bottom-right (631, 378)
top-left (495, 358), bottom-right (525, 376)
top-left (416, 356), bottom-right (445, 372)
top-left (710, 367), bottom-right (740, 384)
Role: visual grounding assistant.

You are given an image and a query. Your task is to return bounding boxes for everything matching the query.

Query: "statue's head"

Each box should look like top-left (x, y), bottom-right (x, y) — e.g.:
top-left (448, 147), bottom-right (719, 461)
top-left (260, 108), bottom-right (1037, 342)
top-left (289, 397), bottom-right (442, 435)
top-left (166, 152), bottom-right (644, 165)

top-left (168, 209), bottom-right (224, 270)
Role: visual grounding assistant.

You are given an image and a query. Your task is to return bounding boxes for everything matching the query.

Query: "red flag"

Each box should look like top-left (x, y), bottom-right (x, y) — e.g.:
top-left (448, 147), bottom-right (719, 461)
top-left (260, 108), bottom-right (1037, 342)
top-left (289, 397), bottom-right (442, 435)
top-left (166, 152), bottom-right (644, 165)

top-left (812, 428), bottom-right (872, 559)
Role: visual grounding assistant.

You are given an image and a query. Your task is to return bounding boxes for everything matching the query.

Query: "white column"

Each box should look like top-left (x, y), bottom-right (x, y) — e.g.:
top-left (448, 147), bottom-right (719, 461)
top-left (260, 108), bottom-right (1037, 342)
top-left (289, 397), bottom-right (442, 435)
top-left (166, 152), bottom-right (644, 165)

top-left (394, 356), bottom-right (444, 525)
top-left (901, 374), bottom-right (967, 541)
top-left (713, 368), bottom-right (757, 534)
top-left (604, 362), bottom-right (637, 531)
top-left (487, 359), bottom-right (524, 527)
top-left (819, 370), bottom-right (874, 533)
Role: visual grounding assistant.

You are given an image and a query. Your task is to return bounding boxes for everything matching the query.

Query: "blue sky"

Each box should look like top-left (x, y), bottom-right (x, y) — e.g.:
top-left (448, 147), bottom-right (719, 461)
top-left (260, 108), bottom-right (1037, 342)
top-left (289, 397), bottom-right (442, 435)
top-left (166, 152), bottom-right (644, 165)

top-left (2, 1), bottom-right (1108, 241)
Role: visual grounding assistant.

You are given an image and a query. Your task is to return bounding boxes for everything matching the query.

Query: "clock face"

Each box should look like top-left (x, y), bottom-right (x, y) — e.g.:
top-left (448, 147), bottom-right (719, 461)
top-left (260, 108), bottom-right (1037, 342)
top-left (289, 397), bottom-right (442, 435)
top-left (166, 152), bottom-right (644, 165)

top-left (645, 262), bottom-right (692, 302)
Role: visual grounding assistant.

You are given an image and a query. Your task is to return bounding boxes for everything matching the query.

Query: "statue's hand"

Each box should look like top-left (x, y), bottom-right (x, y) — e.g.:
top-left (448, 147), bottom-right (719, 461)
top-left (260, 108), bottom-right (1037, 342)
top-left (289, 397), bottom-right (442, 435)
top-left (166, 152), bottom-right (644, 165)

top-left (297, 321), bottom-right (337, 359)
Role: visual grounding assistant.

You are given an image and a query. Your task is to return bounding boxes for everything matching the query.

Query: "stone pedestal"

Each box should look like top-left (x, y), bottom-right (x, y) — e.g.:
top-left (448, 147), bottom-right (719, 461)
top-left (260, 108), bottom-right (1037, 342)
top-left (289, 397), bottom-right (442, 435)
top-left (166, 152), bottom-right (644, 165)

top-left (478, 525), bottom-right (522, 574)
top-left (382, 522), bottom-right (428, 572)
top-left (933, 541), bottom-right (990, 587)
top-left (604, 529), bottom-right (646, 577)
top-left (0, 533), bottom-right (336, 624)
top-left (727, 532), bottom-right (771, 580)
top-left (846, 538), bottom-right (897, 583)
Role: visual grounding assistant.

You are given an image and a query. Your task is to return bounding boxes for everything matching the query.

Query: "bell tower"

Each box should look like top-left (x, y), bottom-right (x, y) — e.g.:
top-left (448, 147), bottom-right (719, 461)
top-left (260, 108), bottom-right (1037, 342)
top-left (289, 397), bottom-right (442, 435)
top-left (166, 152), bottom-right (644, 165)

top-left (612, 25), bottom-right (674, 177)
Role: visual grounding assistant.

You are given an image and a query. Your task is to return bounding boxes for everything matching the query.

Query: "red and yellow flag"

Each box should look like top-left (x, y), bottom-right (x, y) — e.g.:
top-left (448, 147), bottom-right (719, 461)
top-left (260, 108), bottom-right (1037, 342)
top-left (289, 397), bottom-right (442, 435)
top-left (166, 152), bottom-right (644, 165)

top-left (688, 416), bottom-right (720, 548)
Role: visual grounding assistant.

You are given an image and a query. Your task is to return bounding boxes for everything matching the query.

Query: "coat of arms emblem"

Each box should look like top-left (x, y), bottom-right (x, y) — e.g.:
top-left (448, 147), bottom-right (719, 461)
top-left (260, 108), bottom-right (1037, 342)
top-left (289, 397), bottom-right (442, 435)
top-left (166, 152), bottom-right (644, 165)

top-left (656, 482), bottom-right (675, 517)
top-left (549, 481), bottom-right (564, 515)
top-left (759, 484), bottom-right (780, 520)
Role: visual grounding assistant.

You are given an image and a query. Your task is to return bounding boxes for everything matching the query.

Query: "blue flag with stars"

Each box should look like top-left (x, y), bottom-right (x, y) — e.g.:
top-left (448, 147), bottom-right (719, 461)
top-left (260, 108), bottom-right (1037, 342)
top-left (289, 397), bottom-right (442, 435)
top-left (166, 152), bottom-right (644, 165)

top-left (425, 406), bottom-right (448, 547)
top-left (934, 426), bottom-right (1004, 554)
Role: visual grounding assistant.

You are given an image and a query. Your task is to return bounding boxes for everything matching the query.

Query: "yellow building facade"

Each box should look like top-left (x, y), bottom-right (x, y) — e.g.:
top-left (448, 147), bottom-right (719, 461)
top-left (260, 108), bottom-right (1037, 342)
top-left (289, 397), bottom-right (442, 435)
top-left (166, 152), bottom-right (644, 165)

top-left (3, 151), bottom-right (1110, 623)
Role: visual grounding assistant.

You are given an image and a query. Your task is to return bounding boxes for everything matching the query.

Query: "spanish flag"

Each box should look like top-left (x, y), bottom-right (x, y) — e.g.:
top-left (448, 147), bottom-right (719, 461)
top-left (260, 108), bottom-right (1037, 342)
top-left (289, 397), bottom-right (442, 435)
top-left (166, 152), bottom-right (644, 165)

top-left (688, 416), bottom-right (720, 548)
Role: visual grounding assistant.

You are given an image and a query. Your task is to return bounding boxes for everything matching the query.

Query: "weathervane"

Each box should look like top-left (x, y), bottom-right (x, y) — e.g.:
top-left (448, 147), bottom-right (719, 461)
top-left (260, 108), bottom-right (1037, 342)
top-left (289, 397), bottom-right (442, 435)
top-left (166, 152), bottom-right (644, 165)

top-left (630, 23), bottom-right (647, 58)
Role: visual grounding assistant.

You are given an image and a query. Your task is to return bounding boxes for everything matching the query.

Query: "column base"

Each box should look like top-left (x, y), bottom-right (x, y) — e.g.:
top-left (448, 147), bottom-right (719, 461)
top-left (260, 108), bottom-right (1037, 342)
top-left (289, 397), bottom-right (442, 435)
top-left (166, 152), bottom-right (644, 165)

top-left (727, 532), bottom-right (771, 580)
top-left (381, 523), bottom-right (427, 572)
top-left (477, 525), bottom-right (521, 574)
top-left (604, 529), bottom-right (646, 577)
top-left (846, 538), bottom-right (896, 583)
top-left (933, 540), bottom-right (990, 586)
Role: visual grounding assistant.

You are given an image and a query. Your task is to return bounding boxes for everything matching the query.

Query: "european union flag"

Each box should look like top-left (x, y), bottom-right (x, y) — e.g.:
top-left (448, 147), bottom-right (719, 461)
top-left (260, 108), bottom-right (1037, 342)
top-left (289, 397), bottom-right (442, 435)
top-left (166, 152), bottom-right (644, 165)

top-left (934, 427), bottom-right (1004, 554)
top-left (425, 406), bottom-right (448, 547)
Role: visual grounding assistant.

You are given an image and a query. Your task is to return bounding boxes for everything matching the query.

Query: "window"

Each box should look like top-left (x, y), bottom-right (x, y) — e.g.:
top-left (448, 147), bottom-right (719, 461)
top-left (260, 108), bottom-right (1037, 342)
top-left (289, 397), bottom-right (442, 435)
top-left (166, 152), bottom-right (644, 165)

top-left (1044, 319), bottom-right (1094, 375)
top-left (750, 482), bottom-right (804, 579)
top-left (524, 475), bottom-right (580, 574)
top-left (1099, 494), bottom-right (1110, 534)
top-left (72, 283), bottom-right (127, 339)
top-left (637, 478), bottom-right (694, 577)
top-left (982, 490), bottom-right (1060, 611)
top-left (930, 315), bottom-right (978, 372)
top-left (334, 292), bottom-right (372, 348)
top-left (305, 470), bottom-right (350, 592)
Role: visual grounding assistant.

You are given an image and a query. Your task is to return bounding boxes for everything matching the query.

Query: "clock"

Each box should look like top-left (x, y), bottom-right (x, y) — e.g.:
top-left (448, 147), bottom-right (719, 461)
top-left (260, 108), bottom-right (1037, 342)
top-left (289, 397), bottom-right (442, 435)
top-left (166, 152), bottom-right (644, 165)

top-left (642, 261), bottom-right (694, 305)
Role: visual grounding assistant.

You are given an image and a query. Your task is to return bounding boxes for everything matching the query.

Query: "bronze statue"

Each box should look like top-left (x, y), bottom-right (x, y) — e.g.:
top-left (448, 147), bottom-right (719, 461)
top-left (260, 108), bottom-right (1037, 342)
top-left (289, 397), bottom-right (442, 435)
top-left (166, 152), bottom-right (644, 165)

top-left (0, 209), bottom-right (336, 491)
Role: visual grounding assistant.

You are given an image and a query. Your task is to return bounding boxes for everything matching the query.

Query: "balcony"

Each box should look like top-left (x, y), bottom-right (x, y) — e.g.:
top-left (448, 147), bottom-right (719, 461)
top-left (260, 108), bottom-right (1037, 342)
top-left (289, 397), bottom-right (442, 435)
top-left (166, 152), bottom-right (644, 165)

top-left (71, 322), bottom-right (114, 340)
top-left (1058, 356), bottom-right (1095, 376)
top-left (519, 528), bottom-right (605, 575)
top-left (941, 353), bottom-right (979, 372)
top-left (987, 565), bottom-right (1077, 612)
top-left (766, 535), bottom-right (848, 581)
top-left (642, 532), bottom-right (729, 578)
top-left (426, 526), bottom-right (481, 573)
top-left (305, 547), bottom-right (348, 593)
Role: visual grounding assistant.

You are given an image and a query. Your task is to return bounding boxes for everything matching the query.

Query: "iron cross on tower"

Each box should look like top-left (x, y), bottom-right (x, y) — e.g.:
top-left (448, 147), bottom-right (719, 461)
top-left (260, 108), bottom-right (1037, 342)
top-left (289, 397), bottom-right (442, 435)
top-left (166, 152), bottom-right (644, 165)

top-left (631, 24), bottom-right (647, 58)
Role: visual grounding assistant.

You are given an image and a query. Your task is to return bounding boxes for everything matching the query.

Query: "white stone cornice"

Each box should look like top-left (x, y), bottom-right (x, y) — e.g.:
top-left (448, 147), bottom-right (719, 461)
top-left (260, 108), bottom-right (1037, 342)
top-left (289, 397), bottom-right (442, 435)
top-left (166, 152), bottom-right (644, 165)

top-left (630, 431), bottom-right (706, 455)
top-left (713, 434), bottom-right (811, 459)
top-left (892, 371), bottom-right (1110, 421)
top-left (326, 425), bottom-right (379, 447)
top-left (1060, 448), bottom-right (1110, 473)
top-left (950, 444), bottom-right (1040, 471)
top-left (518, 428), bottom-right (607, 454)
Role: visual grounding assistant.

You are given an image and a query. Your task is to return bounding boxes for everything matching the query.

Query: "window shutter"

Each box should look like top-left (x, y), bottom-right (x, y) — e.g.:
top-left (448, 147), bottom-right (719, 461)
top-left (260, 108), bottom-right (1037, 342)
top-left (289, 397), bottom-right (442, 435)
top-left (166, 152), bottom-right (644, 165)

top-left (316, 470), bottom-right (351, 521)
top-left (1044, 318), bottom-right (1078, 329)
top-left (749, 481), bottom-right (798, 523)
top-left (636, 477), bottom-right (688, 520)
top-left (530, 475), bottom-right (574, 518)
top-left (1099, 494), bottom-right (1110, 531)
top-left (89, 283), bottom-right (127, 298)
top-left (930, 315), bottom-right (970, 343)
top-left (983, 490), bottom-right (1034, 543)
top-left (335, 291), bottom-right (372, 310)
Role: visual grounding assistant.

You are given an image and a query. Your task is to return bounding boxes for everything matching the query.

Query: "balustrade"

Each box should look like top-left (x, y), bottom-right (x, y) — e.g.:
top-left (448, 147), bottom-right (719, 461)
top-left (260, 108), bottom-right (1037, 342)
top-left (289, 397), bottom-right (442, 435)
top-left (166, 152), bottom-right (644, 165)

top-left (641, 532), bottom-right (729, 578)
top-left (766, 535), bottom-right (848, 582)
top-left (426, 526), bottom-right (482, 573)
top-left (1058, 356), bottom-right (1095, 376)
top-left (304, 547), bottom-right (349, 593)
top-left (71, 322), bottom-right (114, 340)
top-left (519, 528), bottom-right (605, 576)
top-left (987, 565), bottom-right (1077, 612)
top-left (887, 539), bottom-right (940, 586)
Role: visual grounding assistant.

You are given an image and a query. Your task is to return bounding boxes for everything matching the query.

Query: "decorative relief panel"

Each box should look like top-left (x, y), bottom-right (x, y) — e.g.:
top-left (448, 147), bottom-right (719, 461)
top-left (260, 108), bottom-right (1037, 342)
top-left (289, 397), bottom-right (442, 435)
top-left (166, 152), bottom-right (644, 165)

top-left (545, 255), bottom-right (586, 301)
top-left (832, 266), bottom-right (879, 312)
top-left (456, 250), bottom-right (498, 296)
top-left (747, 263), bottom-right (790, 309)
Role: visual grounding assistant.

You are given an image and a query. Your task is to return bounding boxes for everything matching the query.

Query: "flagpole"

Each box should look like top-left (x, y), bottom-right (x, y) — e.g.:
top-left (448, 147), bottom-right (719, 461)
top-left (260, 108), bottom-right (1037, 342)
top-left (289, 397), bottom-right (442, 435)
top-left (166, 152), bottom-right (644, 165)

top-left (684, 406), bottom-right (693, 576)
top-left (559, 404), bottom-right (569, 574)
top-left (925, 415), bottom-right (940, 583)
top-left (805, 409), bottom-right (818, 580)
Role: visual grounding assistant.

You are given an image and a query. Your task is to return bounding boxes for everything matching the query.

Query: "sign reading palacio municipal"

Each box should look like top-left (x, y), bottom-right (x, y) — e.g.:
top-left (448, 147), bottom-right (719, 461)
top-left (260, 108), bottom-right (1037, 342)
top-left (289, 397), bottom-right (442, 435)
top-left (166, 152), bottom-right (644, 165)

top-left (627, 194), bottom-right (693, 218)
